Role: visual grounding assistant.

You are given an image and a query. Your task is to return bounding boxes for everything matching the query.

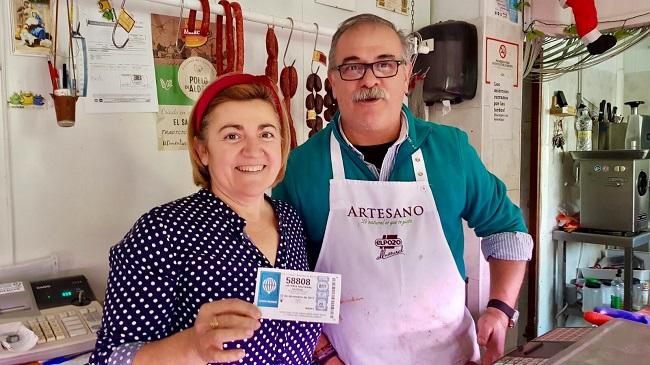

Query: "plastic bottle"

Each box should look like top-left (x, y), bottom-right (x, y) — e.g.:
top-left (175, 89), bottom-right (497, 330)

top-left (600, 281), bottom-right (612, 308)
top-left (576, 107), bottom-right (593, 151)
top-left (611, 269), bottom-right (624, 309)
top-left (582, 278), bottom-right (602, 312)
top-left (633, 279), bottom-right (643, 311)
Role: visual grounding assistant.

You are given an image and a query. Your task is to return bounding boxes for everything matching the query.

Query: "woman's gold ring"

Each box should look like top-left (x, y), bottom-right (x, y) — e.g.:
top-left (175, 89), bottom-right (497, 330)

top-left (209, 317), bottom-right (219, 330)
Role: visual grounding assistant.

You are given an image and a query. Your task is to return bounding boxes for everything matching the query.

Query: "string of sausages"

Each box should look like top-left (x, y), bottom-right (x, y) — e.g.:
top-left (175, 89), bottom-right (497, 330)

top-left (323, 79), bottom-right (338, 122)
top-left (305, 73), bottom-right (323, 137)
top-left (216, 0), bottom-right (244, 74)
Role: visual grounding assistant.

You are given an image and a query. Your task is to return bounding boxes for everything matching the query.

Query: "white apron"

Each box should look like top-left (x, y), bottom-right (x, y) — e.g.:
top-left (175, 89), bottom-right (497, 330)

top-left (315, 134), bottom-right (480, 365)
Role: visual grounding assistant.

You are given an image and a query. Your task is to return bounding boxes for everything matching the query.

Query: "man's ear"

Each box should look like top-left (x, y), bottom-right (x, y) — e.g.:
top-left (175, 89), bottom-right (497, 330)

top-left (403, 62), bottom-right (413, 94)
top-left (327, 70), bottom-right (337, 100)
top-left (194, 136), bottom-right (209, 166)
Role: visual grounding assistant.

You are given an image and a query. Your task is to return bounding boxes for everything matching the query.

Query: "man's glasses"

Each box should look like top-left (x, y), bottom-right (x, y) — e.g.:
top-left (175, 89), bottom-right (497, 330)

top-left (335, 60), bottom-right (405, 81)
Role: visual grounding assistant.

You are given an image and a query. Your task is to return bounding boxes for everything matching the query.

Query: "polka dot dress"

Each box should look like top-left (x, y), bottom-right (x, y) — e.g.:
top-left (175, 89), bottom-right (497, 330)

top-left (89, 189), bottom-right (321, 365)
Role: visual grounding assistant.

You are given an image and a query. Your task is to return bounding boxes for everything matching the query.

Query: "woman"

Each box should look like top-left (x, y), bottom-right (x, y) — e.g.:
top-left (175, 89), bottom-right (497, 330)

top-left (89, 74), bottom-right (321, 365)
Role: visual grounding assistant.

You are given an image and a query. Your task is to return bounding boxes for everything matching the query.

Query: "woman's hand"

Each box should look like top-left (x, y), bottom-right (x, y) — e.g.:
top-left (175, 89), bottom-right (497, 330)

top-left (190, 298), bottom-right (262, 363)
top-left (134, 298), bottom-right (262, 365)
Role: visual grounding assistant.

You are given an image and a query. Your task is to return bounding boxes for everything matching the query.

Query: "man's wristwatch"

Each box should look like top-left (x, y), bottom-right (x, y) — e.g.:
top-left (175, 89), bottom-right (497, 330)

top-left (487, 298), bottom-right (519, 328)
top-left (311, 343), bottom-right (338, 365)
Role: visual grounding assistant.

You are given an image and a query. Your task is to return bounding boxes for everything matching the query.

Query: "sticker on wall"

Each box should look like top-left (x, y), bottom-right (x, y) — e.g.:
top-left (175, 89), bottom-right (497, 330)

top-left (376, 0), bottom-right (408, 15)
top-left (177, 57), bottom-right (216, 101)
top-left (7, 91), bottom-right (47, 108)
top-left (490, 0), bottom-right (519, 23)
top-left (11, 0), bottom-right (54, 57)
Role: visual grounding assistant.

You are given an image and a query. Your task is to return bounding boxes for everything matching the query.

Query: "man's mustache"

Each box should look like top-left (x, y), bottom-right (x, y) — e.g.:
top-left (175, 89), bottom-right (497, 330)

top-left (353, 87), bottom-right (389, 102)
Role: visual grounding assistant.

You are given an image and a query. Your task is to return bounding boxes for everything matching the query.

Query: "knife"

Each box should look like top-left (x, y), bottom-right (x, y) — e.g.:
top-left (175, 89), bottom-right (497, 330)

top-left (598, 100), bottom-right (606, 123)
top-left (606, 102), bottom-right (612, 123)
top-left (611, 106), bottom-right (617, 122)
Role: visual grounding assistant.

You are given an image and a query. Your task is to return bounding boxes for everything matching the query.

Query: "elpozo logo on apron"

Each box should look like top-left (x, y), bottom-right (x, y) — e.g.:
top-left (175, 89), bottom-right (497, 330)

top-left (374, 234), bottom-right (404, 260)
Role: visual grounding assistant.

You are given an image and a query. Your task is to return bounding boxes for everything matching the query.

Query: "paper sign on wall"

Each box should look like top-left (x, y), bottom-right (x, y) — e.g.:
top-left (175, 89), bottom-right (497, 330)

top-left (151, 14), bottom-right (218, 151)
top-left (485, 37), bottom-right (519, 129)
top-left (485, 37), bottom-right (519, 87)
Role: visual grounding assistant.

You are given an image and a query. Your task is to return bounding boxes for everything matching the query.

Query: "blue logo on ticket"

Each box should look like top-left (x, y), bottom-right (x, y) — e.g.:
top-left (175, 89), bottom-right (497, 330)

top-left (257, 271), bottom-right (281, 307)
top-left (254, 268), bottom-right (341, 324)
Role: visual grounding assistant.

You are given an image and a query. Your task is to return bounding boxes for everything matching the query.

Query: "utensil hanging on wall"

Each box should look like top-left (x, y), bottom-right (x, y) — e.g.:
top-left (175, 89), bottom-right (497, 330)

top-left (279, 18), bottom-right (298, 149)
top-left (50, 0), bottom-right (80, 127)
top-left (112, 0), bottom-right (134, 48)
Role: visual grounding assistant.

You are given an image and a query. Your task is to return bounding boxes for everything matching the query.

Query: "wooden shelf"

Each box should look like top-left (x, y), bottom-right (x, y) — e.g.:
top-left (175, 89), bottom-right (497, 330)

top-left (550, 106), bottom-right (577, 116)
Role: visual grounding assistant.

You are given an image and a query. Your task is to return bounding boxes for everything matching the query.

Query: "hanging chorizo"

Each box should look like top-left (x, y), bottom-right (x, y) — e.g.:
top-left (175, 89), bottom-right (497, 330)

top-left (231, 2), bottom-right (244, 72)
top-left (265, 26), bottom-right (278, 84)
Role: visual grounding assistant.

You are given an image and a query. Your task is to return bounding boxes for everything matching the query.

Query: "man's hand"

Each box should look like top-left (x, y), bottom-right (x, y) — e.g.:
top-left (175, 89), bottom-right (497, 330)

top-left (476, 307), bottom-right (509, 365)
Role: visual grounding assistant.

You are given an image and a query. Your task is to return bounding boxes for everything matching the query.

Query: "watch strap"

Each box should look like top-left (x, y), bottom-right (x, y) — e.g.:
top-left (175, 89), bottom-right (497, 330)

top-left (487, 298), bottom-right (515, 319)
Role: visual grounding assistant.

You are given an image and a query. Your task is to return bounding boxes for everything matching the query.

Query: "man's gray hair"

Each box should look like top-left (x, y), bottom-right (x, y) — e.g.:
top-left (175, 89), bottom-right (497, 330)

top-left (328, 14), bottom-right (411, 70)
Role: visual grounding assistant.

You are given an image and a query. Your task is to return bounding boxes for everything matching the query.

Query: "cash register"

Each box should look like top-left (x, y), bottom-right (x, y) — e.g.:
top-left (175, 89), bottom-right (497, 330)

top-left (0, 275), bottom-right (102, 365)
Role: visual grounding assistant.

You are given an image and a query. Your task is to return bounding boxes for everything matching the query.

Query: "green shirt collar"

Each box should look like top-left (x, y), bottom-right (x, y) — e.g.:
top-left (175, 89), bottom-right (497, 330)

top-left (329, 104), bottom-right (429, 153)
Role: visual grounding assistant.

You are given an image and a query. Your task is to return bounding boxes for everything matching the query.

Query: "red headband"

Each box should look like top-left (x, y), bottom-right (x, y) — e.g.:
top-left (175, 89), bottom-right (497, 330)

top-left (194, 73), bottom-right (284, 133)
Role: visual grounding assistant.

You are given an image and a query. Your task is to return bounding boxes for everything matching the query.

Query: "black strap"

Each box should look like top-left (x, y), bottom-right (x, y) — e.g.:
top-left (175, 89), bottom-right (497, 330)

top-left (487, 298), bottom-right (515, 319)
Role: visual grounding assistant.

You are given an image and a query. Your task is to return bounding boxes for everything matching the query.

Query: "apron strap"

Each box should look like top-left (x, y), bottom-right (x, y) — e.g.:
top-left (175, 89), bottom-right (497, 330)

top-left (411, 149), bottom-right (428, 182)
top-left (330, 133), bottom-right (345, 180)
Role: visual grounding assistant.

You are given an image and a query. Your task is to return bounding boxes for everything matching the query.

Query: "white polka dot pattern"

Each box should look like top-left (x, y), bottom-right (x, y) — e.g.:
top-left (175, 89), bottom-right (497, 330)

top-left (89, 189), bottom-right (321, 365)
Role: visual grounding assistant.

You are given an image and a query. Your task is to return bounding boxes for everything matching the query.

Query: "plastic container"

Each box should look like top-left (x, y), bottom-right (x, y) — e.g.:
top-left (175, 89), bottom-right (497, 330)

top-left (611, 269), bottom-right (624, 309)
top-left (583, 279), bottom-right (603, 312)
top-left (600, 282), bottom-right (613, 308)
top-left (633, 281), bottom-right (644, 310)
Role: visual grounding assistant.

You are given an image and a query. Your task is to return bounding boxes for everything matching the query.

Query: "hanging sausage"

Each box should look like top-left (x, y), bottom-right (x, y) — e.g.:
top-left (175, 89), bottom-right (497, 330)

top-left (265, 26), bottom-right (278, 84)
top-left (215, 1), bottom-right (243, 74)
top-left (231, 2), bottom-right (244, 72)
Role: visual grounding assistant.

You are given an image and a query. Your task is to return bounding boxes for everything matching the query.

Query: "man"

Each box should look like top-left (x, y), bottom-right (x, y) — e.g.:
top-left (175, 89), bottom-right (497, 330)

top-left (274, 14), bottom-right (533, 365)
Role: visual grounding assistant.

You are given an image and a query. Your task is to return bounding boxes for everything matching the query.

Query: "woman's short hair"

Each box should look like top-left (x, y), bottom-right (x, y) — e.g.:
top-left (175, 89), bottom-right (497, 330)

top-left (187, 83), bottom-right (291, 189)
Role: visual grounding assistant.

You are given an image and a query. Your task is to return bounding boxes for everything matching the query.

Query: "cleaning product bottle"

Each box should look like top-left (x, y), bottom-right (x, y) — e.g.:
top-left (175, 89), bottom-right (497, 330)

top-left (576, 106), bottom-right (592, 151)
top-left (610, 269), bottom-right (624, 309)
